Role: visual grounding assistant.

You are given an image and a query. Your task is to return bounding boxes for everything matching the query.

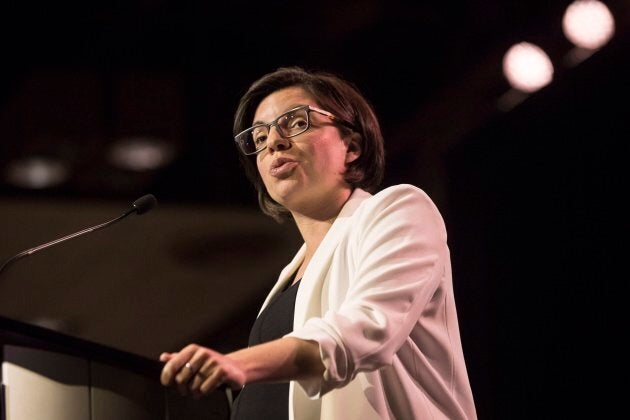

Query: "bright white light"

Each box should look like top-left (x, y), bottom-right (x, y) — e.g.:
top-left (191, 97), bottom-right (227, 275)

top-left (5, 156), bottom-right (68, 189)
top-left (502, 42), bottom-right (554, 93)
top-left (563, 0), bottom-right (615, 50)
top-left (108, 136), bottom-right (175, 171)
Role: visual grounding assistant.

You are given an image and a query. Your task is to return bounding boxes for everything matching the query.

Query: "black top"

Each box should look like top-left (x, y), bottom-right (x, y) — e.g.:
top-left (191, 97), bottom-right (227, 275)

top-left (230, 279), bottom-right (301, 420)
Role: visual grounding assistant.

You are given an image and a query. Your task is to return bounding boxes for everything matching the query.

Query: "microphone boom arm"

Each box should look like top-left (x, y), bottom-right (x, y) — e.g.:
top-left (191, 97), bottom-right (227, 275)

top-left (0, 194), bottom-right (156, 276)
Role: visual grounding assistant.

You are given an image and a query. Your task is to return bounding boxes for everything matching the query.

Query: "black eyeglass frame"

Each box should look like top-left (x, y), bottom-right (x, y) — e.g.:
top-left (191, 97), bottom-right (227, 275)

top-left (234, 105), bottom-right (355, 156)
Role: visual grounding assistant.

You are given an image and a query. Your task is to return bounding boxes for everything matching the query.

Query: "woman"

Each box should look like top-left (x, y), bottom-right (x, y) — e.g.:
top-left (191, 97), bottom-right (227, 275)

top-left (160, 66), bottom-right (477, 419)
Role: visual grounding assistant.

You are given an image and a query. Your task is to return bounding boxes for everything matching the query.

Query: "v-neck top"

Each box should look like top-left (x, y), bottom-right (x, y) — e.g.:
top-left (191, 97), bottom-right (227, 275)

top-left (230, 279), bottom-right (301, 420)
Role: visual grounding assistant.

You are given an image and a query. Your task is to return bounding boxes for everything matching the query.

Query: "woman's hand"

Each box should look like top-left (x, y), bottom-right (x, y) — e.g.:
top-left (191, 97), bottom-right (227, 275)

top-left (159, 344), bottom-right (246, 398)
top-left (160, 338), bottom-right (323, 398)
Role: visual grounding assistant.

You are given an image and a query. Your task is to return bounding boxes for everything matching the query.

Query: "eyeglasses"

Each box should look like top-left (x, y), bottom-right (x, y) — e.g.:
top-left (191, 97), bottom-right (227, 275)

top-left (234, 105), bottom-right (355, 155)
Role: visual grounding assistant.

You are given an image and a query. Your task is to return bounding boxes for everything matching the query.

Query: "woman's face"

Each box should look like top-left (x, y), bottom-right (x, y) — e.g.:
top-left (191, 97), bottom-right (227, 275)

top-left (254, 87), bottom-right (359, 218)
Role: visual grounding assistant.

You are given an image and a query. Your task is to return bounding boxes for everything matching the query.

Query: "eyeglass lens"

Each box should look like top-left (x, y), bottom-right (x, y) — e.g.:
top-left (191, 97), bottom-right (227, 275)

top-left (238, 107), bottom-right (310, 154)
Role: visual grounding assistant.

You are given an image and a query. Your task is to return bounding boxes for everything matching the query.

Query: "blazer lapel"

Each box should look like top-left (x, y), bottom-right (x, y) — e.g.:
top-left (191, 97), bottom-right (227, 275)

top-left (293, 188), bottom-right (371, 328)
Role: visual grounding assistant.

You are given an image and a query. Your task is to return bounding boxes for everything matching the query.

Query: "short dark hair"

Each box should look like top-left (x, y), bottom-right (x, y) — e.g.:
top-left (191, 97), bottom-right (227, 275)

top-left (233, 66), bottom-right (385, 222)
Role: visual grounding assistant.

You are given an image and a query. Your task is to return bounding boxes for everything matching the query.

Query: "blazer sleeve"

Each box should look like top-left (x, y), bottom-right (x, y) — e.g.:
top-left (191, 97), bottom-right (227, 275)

top-left (286, 184), bottom-right (450, 397)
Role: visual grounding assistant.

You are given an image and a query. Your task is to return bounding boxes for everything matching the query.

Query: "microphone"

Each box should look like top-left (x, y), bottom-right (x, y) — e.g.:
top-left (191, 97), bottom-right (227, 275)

top-left (0, 194), bottom-right (157, 276)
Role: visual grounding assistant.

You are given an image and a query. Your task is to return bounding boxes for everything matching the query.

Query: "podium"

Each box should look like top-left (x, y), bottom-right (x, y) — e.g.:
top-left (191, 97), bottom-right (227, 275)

top-left (0, 316), bottom-right (230, 420)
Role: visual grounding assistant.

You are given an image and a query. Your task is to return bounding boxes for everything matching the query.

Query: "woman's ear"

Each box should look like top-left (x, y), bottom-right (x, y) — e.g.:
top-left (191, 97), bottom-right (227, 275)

top-left (345, 132), bottom-right (362, 164)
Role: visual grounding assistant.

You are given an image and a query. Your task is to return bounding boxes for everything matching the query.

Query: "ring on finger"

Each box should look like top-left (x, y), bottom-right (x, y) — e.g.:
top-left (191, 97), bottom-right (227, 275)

top-left (184, 362), bottom-right (195, 373)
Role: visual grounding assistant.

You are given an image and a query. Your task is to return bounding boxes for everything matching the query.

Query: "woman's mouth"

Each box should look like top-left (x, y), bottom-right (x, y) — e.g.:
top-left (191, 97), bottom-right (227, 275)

top-left (270, 159), bottom-right (298, 177)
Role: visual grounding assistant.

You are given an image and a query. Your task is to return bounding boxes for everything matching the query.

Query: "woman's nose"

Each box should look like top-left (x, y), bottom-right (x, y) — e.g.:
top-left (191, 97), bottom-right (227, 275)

top-left (266, 127), bottom-right (291, 152)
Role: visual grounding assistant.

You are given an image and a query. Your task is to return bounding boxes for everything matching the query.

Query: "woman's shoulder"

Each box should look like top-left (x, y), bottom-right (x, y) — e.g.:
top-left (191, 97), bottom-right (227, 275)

top-left (361, 184), bottom-right (442, 220)
top-left (366, 184), bottom-right (437, 208)
top-left (353, 184), bottom-right (446, 230)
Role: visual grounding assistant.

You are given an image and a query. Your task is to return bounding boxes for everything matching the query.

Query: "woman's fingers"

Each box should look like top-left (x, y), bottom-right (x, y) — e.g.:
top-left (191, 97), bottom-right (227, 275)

top-left (160, 344), bottom-right (245, 396)
top-left (160, 344), bottom-right (198, 386)
top-left (188, 369), bottom-right (208, 398)
top-left (200, 366), bottom-right (226, 394)
top-left (159, 352), bottom-right (175, 362)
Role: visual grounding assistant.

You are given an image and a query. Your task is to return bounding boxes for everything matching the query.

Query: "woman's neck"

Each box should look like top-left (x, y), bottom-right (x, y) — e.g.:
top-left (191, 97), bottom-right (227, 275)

top-left (291, 217), bottom-right (334, 283)
top-left (294, 215), bottom-right (336, 254)
top-left (290, 188), bottom-right (352, 280)
top-left (291, 188), bottom-right (351, 246)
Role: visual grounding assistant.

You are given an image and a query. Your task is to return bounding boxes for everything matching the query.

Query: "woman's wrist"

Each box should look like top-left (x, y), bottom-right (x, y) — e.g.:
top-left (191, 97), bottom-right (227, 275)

top-left (227, 337), bottom-right (323, 385)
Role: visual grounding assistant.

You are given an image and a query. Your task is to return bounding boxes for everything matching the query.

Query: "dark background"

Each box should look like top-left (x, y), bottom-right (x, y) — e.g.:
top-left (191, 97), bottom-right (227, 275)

top-left (0, 1), bottom-right (625, 418)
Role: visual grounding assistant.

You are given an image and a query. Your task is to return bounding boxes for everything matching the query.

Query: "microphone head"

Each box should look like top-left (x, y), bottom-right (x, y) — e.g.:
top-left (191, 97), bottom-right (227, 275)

top-left (132, 194), bottom-right (158, 215)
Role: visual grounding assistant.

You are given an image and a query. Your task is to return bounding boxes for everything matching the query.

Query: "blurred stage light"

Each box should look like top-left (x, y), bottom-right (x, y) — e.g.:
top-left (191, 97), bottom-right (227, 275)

top-left (563, 0), bottom-right (615, 50)
top-left (4, 156), bottom-right (69, 189)
top-left (107, 136), bottom-right (175, 171)
top-left (502, 42), bottom-right (554, 93)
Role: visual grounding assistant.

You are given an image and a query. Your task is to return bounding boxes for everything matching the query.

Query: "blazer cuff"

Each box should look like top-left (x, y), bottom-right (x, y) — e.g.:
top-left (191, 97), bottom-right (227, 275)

top-left (285, 319), bottom-right (350, 398)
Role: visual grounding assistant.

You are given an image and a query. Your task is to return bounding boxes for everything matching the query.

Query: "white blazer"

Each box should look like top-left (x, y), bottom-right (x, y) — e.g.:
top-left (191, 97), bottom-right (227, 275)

top-left (258, 184), bottom-right (477, 420)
